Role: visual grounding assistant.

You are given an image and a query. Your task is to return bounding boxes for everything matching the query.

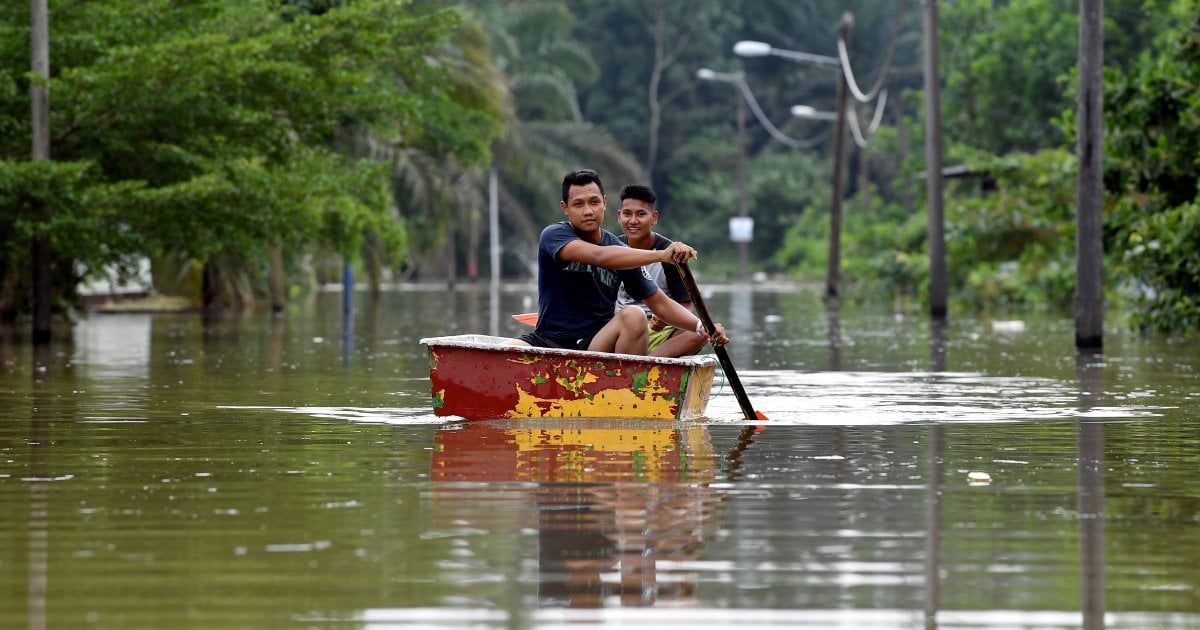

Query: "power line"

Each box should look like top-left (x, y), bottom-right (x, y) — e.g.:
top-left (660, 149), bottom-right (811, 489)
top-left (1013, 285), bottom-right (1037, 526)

top-left (735, 78), bottom-right (831, 149)
top-left (837, 0), bottom-right (907, 104)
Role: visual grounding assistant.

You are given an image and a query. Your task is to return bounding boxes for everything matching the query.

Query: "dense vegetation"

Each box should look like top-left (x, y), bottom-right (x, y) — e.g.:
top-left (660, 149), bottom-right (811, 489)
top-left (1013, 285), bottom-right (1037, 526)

top-left (0, 0), bottom-right (1196, 332)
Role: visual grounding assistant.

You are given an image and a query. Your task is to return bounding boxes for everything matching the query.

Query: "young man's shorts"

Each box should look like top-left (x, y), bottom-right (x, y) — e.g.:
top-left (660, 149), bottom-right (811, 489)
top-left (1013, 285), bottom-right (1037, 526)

top-left (518, 331), bottom-right (596, 351)
top-left (647, 324), bottom-right (677, 352)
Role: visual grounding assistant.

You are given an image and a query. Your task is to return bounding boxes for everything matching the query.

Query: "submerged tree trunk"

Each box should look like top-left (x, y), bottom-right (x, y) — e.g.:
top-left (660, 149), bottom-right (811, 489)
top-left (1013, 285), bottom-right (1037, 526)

top-left (0, 253), bottom-right (19, 323)
top-left (201, 258), bottom-right (228, 313)
top-left (445, 228), bottom-right (457, 290)
top-left (268, 244), bottom-right (285, 315)
top-left (365, 235), bottom-right (383, 299)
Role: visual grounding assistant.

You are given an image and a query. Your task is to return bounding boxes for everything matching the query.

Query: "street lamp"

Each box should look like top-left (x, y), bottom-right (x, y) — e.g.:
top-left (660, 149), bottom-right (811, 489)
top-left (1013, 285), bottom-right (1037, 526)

top-left (736, 23), bottom-right (852, 300)
top-left (696, 68), bottom-right (742, 83)
top-left (696, 68), bottom-right (751, 282)
top-left (790, 105), bottom-right (838, 121)
top-left (733, 40), bottom-right (840, 69)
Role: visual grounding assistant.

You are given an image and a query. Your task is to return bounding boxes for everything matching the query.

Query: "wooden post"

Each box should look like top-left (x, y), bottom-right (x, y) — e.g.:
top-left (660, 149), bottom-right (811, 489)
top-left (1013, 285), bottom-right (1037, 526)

top-left (826, 12), bottom-right (853, 300)
top-left (1075, 0), bottom-right (1104, 348)
top-left (922, 0), bottom-right (947, 320)
top-left (30, 0), bottom-right (52, 343)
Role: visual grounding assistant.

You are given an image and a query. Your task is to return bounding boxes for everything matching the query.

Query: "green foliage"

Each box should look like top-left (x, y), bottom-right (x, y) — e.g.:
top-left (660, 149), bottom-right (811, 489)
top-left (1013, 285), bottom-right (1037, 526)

top-left (939, 0), bottom-right (1174, 155)
top-left (0, 158), bottom-right (145, 272)
top-left (658, 143), bottom-right (830, 278)
top-left (1117, 201), bottom-right (1200, 331)
top-left (415, 1), bottom-right (644, 280)
top-left (944, 149), bottom-right (1079, 310)
top-left (1, 0), bottom-right (1194, 334)
top-left (0, 0), bottom-right (502, 312)
top-left (851, 205), bottom-right (927, 304)
top-left (940, 0), bottom-right (1080, 153)
top-left (573, 0), bottom-right (926, 282)
top-left (1104, 0), bottom-right (1200, 331)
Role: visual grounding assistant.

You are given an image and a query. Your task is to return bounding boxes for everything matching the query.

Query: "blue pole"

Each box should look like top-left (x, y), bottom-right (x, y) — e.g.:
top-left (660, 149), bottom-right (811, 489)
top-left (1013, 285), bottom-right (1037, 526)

top-left (342, 260), bottom-right (353, 367)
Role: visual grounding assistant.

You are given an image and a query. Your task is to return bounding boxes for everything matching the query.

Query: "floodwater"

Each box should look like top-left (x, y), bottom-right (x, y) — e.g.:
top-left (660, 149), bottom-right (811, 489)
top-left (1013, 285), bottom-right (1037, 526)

top-left (1, 284), bottom-right (1196, 629)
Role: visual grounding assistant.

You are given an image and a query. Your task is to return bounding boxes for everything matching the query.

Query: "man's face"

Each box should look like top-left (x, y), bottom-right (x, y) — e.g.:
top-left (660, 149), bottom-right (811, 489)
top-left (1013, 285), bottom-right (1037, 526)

top-left (561, 182), bottom-right (606, 233)
top-left (617, 199), bottom-right (657, 242)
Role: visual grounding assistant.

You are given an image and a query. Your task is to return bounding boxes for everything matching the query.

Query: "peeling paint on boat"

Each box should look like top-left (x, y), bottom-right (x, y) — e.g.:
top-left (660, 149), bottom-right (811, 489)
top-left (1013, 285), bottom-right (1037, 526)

top-left (419, 334), bottom-right (716, 421)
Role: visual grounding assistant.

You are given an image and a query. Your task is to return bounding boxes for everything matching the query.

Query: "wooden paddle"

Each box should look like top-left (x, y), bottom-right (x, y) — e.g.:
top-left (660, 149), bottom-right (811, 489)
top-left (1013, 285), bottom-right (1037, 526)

top-left (676, 261), bottom-right (767, 420)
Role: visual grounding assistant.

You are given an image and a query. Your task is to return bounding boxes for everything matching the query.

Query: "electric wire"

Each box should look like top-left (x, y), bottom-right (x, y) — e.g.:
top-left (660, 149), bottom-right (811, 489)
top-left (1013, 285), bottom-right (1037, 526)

top-left (837, 0), bottom-right (906, 104)
top-left (735, 78), bottom-right (831, 149)
top-left (847, 88), bottom-right (888, 149)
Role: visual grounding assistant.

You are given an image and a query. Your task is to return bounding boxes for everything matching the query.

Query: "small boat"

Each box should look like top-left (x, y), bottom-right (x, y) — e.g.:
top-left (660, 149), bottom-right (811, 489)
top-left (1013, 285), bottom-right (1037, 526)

top-left (419, 334), bottom-right (716, 421)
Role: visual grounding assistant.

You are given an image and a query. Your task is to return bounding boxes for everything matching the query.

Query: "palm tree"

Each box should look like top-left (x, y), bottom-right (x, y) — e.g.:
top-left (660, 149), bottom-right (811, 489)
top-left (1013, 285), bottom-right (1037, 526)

top-left (448, 1), bottom-right (646, 282)
top-left (357, 1), bottom-right (647, 285)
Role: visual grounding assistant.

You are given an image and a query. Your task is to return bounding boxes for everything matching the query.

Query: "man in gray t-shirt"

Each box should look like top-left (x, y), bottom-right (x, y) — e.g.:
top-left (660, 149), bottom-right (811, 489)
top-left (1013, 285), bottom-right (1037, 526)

top-left (615, 185), bottom-right (717, 358)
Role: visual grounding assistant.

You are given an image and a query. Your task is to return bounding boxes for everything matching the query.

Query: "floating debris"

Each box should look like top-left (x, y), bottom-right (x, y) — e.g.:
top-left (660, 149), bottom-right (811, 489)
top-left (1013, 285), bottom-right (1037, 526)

top-left (967, 471), bottom-right (992, 485)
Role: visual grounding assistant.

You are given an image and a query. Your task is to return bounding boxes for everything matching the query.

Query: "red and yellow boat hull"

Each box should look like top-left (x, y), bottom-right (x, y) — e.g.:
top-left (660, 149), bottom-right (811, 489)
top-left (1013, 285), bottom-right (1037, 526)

top-left (420, 334), bottom-right (716, 421)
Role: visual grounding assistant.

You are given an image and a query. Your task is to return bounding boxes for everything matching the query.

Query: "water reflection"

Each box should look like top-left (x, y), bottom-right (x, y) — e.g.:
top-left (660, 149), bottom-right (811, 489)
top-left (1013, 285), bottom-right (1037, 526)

top-left (1076, 349), bottom-right (1106, 630)
top-left (73, 313), bottom-right (150, 379)
top-left (924, 424), bottom-right (944, 630)
top-left (28, 343), bottom-right (51, 630)
top-left (729, 285), bottom-right (753, 369)
top-left (342, 313), bottom-right (353, 368)
top-left (924, 318), bottom-right (948, 629)
top-left (2, 289), bottom-right (1197, 629)
top-left (826, 302), bottom-right (842, 371)
top-left (431, 419), bottom-right (725, 609)
top-left (929, 318), bottom-right (949, 373)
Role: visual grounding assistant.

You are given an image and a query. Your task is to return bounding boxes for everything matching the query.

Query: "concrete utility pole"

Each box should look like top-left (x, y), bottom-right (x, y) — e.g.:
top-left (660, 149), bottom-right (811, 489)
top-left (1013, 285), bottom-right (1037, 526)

top-left (735, 90), bottom-right (749, 283)
top-left (1075, 0), bottom-right (1105, 349)
top-left (488, 166), bottom-right (500, 336)
top-left (825, 12), bottom-right (853, 300)
top-left (922, 0), bottom-right (947, 320)
top-left (30, 0), bottom-right (52, 344)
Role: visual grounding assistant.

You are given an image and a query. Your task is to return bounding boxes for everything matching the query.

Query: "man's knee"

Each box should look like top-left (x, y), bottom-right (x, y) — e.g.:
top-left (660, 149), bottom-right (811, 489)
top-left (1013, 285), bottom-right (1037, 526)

top-left (615, 306), bottom-right (648, 331)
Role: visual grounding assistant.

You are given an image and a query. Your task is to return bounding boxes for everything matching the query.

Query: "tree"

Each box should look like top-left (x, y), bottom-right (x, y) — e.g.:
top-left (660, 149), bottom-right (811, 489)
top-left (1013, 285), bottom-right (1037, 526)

top-left (1103, 0), bottom-right (1200, 331)
top-left (940, 0), bottom-right (1180, 155)
top-left (410, 1), bottom-right (644, 282)
top-left (0, 0), bottom-right (502, 315)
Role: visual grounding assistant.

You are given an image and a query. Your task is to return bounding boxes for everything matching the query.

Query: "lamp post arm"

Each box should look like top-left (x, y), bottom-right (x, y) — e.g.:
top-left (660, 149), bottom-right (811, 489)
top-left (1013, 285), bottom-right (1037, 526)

top-left (773, 48), bottom-right (840, 68)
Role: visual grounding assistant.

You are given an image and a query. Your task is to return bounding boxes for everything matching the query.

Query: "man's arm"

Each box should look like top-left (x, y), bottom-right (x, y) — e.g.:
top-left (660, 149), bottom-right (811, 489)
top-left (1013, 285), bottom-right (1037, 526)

top-left (643, 290), bottom-right (729, 346)
top-left (559, 239), bottom-right (696, 269)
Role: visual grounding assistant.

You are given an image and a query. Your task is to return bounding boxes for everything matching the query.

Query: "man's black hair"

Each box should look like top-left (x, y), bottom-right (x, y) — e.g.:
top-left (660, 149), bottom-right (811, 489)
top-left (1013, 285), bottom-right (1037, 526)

top-left (619, 184), bottom-right (656, 207)
top-left (561, 169), bottom-right (605, 203)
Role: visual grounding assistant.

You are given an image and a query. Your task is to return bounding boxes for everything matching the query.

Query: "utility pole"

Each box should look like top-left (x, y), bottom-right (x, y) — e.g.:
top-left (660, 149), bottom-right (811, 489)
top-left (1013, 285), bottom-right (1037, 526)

top-left (825, 12), bottom-right (853, 300)
top-left (30, 0), bottom-right (52, 344)
top-left (1075, 0), bottom-right (1104, 349)
top-left (735, 90), bottom-right (749, 283)
top-left (922, 0), bottom-right (947, 320)
top-left (488, 166), bottom-right (500, 336)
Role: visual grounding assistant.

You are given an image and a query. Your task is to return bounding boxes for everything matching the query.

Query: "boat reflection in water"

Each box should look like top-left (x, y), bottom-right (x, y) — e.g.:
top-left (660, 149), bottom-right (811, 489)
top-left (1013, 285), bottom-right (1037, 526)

top-left (431, 419), bottom-right (726, 608)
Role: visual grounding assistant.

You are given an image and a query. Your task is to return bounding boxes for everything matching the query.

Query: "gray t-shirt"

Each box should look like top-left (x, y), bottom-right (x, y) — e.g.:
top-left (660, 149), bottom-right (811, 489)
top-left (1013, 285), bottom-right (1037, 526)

top-left (615, 233), bottom-right (691, 315)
